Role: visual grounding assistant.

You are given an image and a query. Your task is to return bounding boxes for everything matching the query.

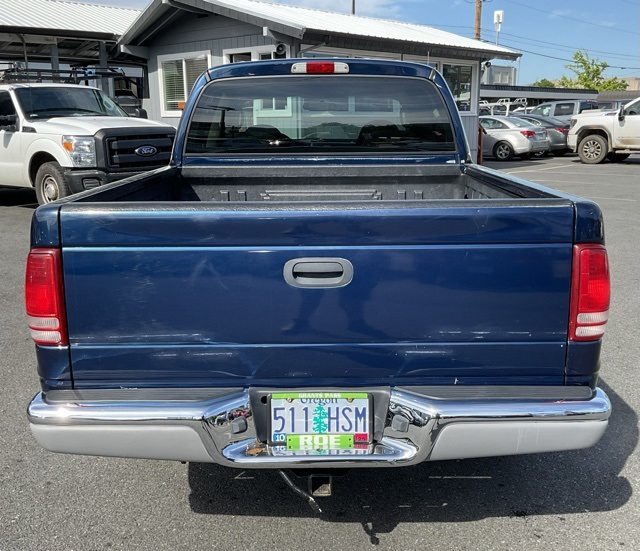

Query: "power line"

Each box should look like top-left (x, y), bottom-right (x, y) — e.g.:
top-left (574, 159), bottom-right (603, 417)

top-left (492, 31), bottom-right (640, 61)
top-left (497, 43), bottom-right (640, 71)
top-left (430, 23), bottom-right (639, 62)
top-left (502, 0), bottom-right (640, 36)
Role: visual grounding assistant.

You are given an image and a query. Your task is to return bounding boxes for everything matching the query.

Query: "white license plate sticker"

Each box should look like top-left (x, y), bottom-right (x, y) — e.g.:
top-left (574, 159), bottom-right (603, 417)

top-left (270, 392), bottom-right (370, 450)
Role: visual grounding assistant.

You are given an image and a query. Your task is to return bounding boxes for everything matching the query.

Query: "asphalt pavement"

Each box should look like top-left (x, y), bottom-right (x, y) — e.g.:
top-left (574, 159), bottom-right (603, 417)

top-left (1, 156), bottom-right (638, 551)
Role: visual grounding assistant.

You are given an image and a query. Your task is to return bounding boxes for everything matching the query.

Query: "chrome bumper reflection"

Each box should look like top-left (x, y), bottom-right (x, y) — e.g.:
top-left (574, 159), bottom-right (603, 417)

top-left (27, 387), bottom-right (611, 468)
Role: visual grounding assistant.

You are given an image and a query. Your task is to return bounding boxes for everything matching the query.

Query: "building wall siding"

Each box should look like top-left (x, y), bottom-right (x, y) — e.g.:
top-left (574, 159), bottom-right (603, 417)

top-left (140, 12), bottom-right (480, 158)
top-left (143, 13), bottom-right (273, 123)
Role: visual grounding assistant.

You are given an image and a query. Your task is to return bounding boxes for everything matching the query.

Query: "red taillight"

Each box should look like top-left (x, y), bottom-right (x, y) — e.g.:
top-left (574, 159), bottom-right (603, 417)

top-left (25, 248), bottom-right (68, 346)
top-left (291, 62), bottom-right (350, 74)
top-left (569, 244), bottom-right (610, 341)
top-left (307, 62), bottom-right (336, 74)
top-left (520, 130), bottom-right (536, 139)
top-left (556, 127), bottom-right (569, 135)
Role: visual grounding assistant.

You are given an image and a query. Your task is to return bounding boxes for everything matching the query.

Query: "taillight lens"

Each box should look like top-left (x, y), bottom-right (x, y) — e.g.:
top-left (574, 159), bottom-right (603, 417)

top-left (569, 244), bottom-right (610, 341)
top-left (556, 127), bottom-right (569, 135)
top-left (520, 130), bottom-right (536, 139)
top-left (25, 248), bottom-right (68, 346)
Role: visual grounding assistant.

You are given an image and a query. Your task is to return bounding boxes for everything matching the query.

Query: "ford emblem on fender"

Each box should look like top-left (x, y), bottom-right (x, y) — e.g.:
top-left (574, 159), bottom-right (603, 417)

top-left (135, 145), bottom-right (158, 157)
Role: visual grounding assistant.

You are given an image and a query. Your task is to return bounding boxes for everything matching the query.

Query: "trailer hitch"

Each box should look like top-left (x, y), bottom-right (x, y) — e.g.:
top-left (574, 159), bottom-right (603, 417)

top-left (278, 470), bottom-right (339, 512)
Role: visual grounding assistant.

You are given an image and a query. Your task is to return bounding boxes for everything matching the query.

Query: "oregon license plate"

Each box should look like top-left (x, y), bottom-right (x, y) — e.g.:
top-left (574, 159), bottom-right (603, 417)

top-left (270, 391), bottom-right (371, 451)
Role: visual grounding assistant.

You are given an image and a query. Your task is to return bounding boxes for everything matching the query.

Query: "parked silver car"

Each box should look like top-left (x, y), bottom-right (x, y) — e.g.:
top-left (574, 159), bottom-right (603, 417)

top-left (479, 115), bottom-right (550, 161)
top-left (513, 114), bottom-right (570, 156)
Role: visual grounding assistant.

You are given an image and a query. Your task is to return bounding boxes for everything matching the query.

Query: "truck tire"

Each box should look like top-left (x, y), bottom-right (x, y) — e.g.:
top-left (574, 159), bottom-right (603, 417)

top-left (35, 162), bottom-right (70, 205)
top-left (606, 152), bottom-right (630, 163)
top-left (577, 135), bottom-right (608, 164)
top-left (493, 142), bottom-right (514, 161)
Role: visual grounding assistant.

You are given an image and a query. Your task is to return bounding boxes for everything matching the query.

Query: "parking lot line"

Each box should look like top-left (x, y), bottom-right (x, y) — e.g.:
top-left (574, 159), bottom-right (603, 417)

top-left (504, 165), bottom-right (566, 175)
top-left (583, 196), bottom-right (636, 203)
top-left (533, 180), bottom-right (629, 186)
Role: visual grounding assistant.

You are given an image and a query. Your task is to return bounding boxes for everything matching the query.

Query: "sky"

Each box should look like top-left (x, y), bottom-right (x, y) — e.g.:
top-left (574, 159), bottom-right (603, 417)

top-left (86, 0), bottom-right (640, 86)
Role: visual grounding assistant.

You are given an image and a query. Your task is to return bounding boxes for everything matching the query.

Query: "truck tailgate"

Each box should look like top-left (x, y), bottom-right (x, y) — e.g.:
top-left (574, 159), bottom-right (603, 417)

top-left (59, 201), bottom-right (575, 388)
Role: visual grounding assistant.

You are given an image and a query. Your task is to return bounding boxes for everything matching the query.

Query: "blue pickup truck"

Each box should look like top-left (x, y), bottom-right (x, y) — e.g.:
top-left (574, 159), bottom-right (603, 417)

top-left (26, 60), bottom-right (611, 497)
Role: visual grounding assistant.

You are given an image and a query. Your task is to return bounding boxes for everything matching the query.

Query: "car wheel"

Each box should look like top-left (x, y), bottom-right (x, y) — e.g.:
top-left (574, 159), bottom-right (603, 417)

top-left (551, 149), bottom-right (568, 157)
top-left (606, 152), bottom-right (630, 163)
top-left (493, 141), bottom-right (514, 161)
top-left (578, 135), bottom-right (608, 164)
top-left (35, 162), bottom-right (70, 205)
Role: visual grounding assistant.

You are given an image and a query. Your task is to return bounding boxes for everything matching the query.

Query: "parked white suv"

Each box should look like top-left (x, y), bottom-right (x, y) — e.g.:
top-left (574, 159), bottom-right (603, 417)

top-left (0, 83), bottom-right (175, 204)
top-left (568, 96), bottom-right (640, 164)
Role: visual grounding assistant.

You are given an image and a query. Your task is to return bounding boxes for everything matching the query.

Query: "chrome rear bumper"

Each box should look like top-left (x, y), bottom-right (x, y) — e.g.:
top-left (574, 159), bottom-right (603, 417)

top-left (27, 387), bottom-right (611, 468)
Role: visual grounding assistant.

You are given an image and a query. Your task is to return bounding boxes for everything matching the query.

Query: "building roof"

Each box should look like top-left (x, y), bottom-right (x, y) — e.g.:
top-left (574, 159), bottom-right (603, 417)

top-left (597, 90), bottom-right (640, 101)
top-left (0, 0), bottom-right (140, 37)
top-left (0, 0), bottom-right (142, 65)
top-left (120, 0), bottom-right (520, 61)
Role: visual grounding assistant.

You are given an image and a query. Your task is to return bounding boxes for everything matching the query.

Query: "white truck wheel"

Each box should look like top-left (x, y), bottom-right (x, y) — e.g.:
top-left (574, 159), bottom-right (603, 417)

top-left (35, 162), bottom-right (70, 205)
top-left (578, 135), bottom-right (608, 164)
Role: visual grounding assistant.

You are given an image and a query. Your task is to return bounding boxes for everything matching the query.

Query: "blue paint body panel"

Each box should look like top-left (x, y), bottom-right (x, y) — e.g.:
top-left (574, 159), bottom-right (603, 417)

top-left (59, 203), bottom-right (574, 387)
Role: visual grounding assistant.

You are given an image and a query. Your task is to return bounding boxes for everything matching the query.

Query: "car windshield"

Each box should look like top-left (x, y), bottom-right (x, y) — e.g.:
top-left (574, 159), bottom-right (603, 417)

top-left (530, 105), bottom-right (550, 116)
top-left (185, 75), bottom-right (456, 155)
top-left (15, 87), bottom-right (128, 119)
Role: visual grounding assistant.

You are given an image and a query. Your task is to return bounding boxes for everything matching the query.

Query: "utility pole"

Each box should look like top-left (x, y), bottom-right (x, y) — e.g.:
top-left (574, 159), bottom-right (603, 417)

top-left (352, 1), bottom-right (355, 15)
top-left (474, 0), bottom-right (483, 41)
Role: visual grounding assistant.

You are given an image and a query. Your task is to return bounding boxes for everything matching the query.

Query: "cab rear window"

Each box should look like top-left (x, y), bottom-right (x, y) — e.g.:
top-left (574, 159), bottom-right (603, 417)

top-left (184, 75), bottom-right (456, 155)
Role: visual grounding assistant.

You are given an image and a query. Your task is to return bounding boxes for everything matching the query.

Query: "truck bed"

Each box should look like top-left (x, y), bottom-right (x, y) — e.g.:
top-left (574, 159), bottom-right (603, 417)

top-left (69, 163), bottom-right (551, 204)
top-left (36, 162), bottom-right (584, 391)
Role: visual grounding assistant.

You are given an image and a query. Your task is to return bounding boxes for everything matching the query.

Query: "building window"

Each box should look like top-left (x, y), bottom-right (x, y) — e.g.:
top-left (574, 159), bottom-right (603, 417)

top-left (158, 51), bottom-right (211, 117)
top-left (223, 46), bottom-right (289, 64)
top-left (442, 64), bottom-right (474, 112)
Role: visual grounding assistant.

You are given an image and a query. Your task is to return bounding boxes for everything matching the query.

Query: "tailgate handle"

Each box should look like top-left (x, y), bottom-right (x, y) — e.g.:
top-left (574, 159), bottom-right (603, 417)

top-left (284, 258), bottom-right (353, 288)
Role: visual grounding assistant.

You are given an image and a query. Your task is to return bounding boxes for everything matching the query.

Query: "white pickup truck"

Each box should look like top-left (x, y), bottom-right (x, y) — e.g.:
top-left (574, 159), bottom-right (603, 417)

top-left (0, 82), bottom-right (175, 204)
top-left (568, 96), bottom-right (640, 163)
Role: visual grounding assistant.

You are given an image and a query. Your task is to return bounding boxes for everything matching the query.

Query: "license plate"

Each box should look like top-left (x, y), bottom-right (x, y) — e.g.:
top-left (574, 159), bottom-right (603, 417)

top-left (270, 391), bottom-right (371, 451)
top-left (271, 445), bottom-right (372, 457)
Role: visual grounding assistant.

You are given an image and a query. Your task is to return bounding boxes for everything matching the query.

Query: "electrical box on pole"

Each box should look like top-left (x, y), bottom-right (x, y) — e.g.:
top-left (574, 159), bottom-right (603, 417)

top-left (494, 10), bottom-right (504, 45)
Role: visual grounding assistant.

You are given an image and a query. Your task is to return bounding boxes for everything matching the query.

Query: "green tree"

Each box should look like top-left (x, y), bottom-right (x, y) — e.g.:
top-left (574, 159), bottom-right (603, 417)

top-left (532, 51), bottom-right (628, 91)
top-left (556, 75), bottom-right (578, 89)
top-left (532, 78), bottom-right (556, 88)
top-left (565, 50), bottom-right (628, 91)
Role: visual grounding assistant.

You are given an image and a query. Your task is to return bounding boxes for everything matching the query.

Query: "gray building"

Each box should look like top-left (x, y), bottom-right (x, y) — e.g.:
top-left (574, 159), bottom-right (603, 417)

top-left (116, 0), bottom-right (520, 157)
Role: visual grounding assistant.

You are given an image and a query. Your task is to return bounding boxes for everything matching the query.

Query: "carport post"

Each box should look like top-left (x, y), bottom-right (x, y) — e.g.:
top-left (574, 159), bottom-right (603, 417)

top-left (50, 42), bottom-right (60, 71)
top-left (98, 41), bottom-right (112, 95)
